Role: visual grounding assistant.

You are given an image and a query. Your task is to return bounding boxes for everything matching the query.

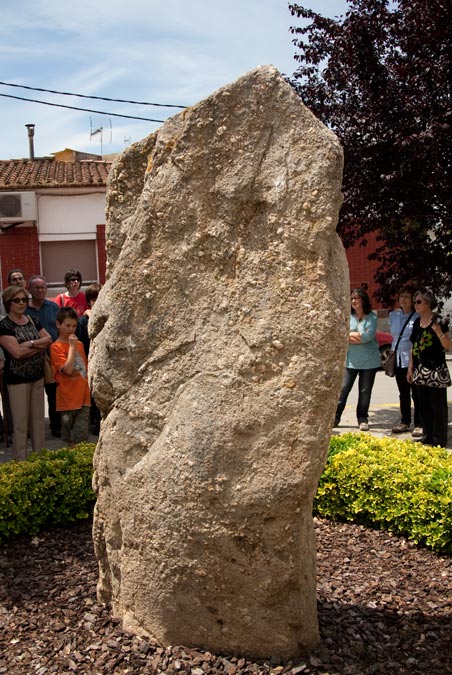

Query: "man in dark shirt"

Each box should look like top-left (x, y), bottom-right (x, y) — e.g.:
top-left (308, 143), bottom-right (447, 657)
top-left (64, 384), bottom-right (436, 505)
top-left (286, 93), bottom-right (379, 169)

top-left (26, 275), bottom-right (61, 437)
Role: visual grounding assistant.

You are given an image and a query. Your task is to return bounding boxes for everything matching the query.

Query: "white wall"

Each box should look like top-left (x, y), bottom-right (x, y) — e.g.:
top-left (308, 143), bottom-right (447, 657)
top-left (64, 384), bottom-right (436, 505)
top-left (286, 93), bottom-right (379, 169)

top-left (37, 192), bottom-right (106, 241)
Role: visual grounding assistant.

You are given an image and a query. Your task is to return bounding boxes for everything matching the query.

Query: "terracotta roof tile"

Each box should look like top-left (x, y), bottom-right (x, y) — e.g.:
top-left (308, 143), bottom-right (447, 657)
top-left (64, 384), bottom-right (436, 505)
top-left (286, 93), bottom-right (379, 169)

top-left (0, 159), bottom-right (112, 189)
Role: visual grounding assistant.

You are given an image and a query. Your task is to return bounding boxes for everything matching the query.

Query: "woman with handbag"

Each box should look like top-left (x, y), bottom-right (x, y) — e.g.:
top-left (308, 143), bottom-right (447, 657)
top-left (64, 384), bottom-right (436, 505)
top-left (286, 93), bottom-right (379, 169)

top-left (0, 286), bottom-right (52, 460)
top-left (407, 289), bottom-right (451, 448)
top-left (389, 285), bottom-right (422, 436)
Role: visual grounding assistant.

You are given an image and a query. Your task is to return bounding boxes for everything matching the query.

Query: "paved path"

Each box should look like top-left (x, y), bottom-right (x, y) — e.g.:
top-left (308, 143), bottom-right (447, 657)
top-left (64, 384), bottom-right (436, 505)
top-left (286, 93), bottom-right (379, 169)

top-left (1, 367), bottom-right (452, 462)
top-left (333, 367), bottom-right (452, 450)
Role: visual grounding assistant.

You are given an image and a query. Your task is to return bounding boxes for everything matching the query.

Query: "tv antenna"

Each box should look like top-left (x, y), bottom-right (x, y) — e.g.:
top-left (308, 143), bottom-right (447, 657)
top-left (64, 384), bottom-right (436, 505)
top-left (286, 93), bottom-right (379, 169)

top-left (89, 117), bottom-right (112, 155)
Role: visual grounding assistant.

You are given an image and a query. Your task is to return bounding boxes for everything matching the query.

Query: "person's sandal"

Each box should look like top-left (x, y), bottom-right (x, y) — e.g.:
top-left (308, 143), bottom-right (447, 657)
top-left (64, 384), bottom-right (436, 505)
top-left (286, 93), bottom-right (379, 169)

top-left (392, 423), bottom-right (410, 433)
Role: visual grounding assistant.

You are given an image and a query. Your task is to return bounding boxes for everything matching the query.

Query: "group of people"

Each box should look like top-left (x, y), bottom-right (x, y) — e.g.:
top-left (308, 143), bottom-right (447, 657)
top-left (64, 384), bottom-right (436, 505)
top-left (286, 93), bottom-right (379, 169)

top-left (1, 269), bottom-right (449, 456)
top-left (335, 286), bottom-right (451, 448)
top-left (0, 268), bottom-right (101, 461)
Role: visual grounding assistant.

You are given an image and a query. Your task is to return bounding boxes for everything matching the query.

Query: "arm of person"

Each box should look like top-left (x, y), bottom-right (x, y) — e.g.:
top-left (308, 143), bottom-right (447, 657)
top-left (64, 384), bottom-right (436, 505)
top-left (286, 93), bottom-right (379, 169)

top-left (359, 313), bottom-right (377, 343)
top-left (0, 334), bottom-right (42, 359)
top-left (36, 328), bottom-right (52, 350)
top-left (60, 335), bottom-right (79, 375)
top-left (349, 313), bottom-right (377, 344)
top-left (431, 323), bottom-right (452, 351)
top-left (407, 353), bottom-right (414, 383)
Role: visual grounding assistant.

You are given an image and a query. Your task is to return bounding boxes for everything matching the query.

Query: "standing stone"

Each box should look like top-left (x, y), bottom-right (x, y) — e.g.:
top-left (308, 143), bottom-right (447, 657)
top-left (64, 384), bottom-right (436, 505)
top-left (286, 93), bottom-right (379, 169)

top-left (90, 65), bottom-right (349, 660)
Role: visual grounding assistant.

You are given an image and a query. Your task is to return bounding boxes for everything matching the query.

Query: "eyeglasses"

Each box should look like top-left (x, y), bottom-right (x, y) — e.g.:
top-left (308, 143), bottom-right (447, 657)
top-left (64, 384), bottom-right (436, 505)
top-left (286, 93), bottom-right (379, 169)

top-left (11, 297), bottom-right (28, 304)
top-left (414, 299), bottom-right (423, 305)
top-left (69, 277), bottom-right (80, 282)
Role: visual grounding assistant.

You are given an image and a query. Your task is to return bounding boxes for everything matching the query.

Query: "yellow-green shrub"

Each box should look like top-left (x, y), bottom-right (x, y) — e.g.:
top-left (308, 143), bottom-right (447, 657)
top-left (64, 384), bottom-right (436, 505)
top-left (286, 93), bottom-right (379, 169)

top-left (1, 436), bottom-right (451, 555)
top-left (315, 433), bottom-right (452, 554)
top-left (0, 443), bottom-right (96, 543)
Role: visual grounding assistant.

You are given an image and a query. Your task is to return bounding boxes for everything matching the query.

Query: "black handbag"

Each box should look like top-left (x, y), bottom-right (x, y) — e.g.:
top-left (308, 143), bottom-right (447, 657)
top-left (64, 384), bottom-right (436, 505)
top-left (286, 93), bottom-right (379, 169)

top-left (385, 350), bottom-right (396, 377)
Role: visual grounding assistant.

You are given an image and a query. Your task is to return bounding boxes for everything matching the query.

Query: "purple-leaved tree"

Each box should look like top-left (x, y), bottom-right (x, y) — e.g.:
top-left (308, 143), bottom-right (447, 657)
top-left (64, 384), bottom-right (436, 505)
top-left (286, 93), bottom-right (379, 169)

top-left (289, 0), bottom-right (452, 305)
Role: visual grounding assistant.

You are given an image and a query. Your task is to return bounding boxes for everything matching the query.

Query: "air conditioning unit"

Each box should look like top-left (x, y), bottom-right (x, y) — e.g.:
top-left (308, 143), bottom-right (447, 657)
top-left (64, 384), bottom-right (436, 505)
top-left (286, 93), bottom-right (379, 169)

top-left (0, 192), bottom-right (37, 222)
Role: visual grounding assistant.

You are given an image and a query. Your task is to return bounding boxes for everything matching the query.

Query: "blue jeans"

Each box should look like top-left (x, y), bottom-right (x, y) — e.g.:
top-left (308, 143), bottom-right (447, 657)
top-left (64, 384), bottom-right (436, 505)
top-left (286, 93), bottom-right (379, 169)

top-left (335, 368), bottom-right (378, 424)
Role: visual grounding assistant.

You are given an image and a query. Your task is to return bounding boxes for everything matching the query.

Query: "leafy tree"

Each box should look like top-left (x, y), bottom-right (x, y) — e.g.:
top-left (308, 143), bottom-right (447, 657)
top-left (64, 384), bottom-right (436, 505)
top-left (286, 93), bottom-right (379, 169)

top-left (288, 0), bottom-right (452, 306)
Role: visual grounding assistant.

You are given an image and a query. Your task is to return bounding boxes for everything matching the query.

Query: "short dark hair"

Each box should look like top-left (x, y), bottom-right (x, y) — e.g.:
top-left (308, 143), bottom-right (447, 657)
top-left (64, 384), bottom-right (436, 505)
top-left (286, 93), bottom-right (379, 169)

top-left (398, 284), bottom-right (416, 298)
top-left (7, 268), bottom-right (25, 284)
top-left (2, 285), bottom-right (29, 312)
top-left (56, 307), bottom-right (78, 324)
top-left (64, 269), bottom-right (82, 287)
top-left (350, 287), bottom-right (372, 315)
top-left (85, 283), bottom-right (101, 305)
top-left (28, 274), bottom-right (47, 288)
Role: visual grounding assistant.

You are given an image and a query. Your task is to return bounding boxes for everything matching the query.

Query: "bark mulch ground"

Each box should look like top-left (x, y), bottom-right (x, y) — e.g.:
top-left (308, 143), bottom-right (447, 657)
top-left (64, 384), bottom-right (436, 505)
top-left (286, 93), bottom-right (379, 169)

top-left (0, 517), bottom-right (451, 675)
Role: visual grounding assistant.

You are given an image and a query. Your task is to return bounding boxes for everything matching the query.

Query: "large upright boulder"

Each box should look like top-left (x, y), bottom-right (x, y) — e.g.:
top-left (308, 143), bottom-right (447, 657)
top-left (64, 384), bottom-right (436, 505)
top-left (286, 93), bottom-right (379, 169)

top-left (90, 65), bottom-right (349, 659)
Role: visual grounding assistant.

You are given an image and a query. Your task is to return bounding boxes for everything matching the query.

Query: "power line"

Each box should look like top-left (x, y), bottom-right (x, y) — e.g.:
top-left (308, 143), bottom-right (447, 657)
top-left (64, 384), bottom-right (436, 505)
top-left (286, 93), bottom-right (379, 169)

top-left (0, 93), bottom-right (166, 122)
top-left (0, 80), bottom-right (187, 109)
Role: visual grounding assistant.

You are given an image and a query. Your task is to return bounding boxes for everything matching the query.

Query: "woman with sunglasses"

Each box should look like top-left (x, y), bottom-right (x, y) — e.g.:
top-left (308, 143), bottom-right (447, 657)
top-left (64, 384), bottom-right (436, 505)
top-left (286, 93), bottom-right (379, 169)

top-left (0, 286), bottom-right (52, 460)
top-left (407, 289), bottom-right (452, 447)
top-left (55, 269), bottom-right (88, 317)
top-left (389, 285), bottom-right (422, 436)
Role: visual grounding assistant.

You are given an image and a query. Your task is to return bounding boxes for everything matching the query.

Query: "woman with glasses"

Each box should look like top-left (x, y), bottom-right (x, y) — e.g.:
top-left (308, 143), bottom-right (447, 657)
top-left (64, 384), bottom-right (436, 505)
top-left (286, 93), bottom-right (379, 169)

top-left (389, 285), bottom-right (422, 436)
top-left (0, 286), bottom-right (52, 460)
top-left (334, 288), bottom-right (381, 431)
top-left (407, 289), bottom-right (451, 447)
top-left (55, 269), bottom-right (88, 317)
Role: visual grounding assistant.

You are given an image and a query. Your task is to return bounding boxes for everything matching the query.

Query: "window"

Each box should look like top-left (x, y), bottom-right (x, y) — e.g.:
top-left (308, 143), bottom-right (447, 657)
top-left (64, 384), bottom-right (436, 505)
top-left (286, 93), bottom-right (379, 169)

top-left (41, 240), bottom-right (98, 285)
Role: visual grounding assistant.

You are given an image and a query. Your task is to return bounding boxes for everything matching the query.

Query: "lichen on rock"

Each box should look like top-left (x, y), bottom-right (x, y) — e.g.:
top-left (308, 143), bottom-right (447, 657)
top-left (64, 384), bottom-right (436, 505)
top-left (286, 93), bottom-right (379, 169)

top-left (90, 64), bottom-right (349, 659)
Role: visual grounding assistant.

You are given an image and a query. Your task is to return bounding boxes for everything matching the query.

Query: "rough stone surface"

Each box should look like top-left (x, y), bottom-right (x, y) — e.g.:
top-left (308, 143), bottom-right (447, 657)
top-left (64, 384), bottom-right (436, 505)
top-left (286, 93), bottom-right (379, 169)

top-left (90, 64), bottom-right (349, 660)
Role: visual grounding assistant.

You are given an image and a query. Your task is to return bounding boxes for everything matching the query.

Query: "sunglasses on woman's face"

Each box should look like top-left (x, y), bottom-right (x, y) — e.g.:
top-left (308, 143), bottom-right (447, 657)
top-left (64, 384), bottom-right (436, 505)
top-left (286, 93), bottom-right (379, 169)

top-left (11, 297), bottom-right (28, 304)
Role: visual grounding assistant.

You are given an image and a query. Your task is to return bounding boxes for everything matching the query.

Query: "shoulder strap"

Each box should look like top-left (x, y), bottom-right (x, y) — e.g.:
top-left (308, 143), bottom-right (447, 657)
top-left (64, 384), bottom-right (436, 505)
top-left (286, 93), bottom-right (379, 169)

top-left (27, 314), bottom-right (41, 337)
top-left (394, 311), bottom-right (415, 352)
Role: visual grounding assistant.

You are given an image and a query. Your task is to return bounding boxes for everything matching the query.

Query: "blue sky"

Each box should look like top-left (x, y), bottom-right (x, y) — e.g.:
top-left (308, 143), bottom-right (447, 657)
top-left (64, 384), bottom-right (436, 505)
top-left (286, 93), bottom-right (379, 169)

top-left (1, 1), bottom-right (348, 160)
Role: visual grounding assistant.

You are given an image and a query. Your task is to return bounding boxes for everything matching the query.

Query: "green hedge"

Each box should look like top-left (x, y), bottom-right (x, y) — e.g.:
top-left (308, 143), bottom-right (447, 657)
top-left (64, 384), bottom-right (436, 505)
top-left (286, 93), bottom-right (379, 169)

top-left (1, 436), bottom-right (451, 555)
top-left (315, 433), bottom-right (452, 554)
top-left (0, 443), bottom-right (96, 543)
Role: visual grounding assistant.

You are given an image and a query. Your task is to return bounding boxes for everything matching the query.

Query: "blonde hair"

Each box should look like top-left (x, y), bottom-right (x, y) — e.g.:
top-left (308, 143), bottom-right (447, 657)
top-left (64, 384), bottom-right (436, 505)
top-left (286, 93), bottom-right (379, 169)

top-left (2, 285), bottom-right (29, 312)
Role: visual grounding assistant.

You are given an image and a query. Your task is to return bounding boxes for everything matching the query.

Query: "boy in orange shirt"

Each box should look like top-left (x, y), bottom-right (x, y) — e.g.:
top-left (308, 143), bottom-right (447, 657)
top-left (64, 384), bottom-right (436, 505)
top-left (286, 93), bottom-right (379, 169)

top-left (50, 307), bottom-right (90, 445)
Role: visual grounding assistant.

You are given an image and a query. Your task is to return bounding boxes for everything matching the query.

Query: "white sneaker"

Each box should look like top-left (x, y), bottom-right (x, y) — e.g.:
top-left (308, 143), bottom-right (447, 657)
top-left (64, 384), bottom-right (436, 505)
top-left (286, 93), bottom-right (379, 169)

top-left (359, 422), bottom-right (369, 431)
top-left (412, 427), bottom-right (423, 438)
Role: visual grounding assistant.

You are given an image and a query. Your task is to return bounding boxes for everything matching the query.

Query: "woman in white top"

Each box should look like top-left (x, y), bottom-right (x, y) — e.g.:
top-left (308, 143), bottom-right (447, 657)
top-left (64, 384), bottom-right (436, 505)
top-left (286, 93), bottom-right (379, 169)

top-left (389, 285), bottom-right (421, 436)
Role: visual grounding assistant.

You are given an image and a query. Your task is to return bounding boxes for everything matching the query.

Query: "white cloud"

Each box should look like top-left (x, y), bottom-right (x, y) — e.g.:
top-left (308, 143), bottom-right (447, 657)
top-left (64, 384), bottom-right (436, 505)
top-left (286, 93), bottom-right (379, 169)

top-left (1, 0), bottom-right (348, 159)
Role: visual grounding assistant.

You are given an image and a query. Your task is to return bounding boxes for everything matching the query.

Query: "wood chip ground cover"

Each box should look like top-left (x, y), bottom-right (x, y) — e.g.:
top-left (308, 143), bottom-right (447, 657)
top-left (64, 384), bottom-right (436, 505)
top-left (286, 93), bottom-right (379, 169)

top-left (0, 518), bottom-right (450, 675)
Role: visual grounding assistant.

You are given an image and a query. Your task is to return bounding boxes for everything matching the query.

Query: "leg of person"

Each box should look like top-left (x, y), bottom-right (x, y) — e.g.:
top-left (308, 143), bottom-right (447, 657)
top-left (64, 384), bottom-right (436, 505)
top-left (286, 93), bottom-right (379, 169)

top-left (71, 405), bottom-right (90, 444)
top-left (411, 382), bottom-right (423, 433)
top-left (393, 367), bottom-right (411, 430)
top-left (415, 384), bottom-right (433, 443)
top-left (356, 368), bottom-right (378, 428)
top-left (61, 410), bottom-right (77, 444)
top-left (334, 368), bottom-right (359, 425)
top-left (7, 383), bottom-right (29, 460)
top-left (28, 377), bottom-right (46, 454)
top-left (429, 387), bottom-right (449, 448)
top-left (45, 382), bottom-right (61, 437)
top-left (1, 383), bottom-right (14, 440)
